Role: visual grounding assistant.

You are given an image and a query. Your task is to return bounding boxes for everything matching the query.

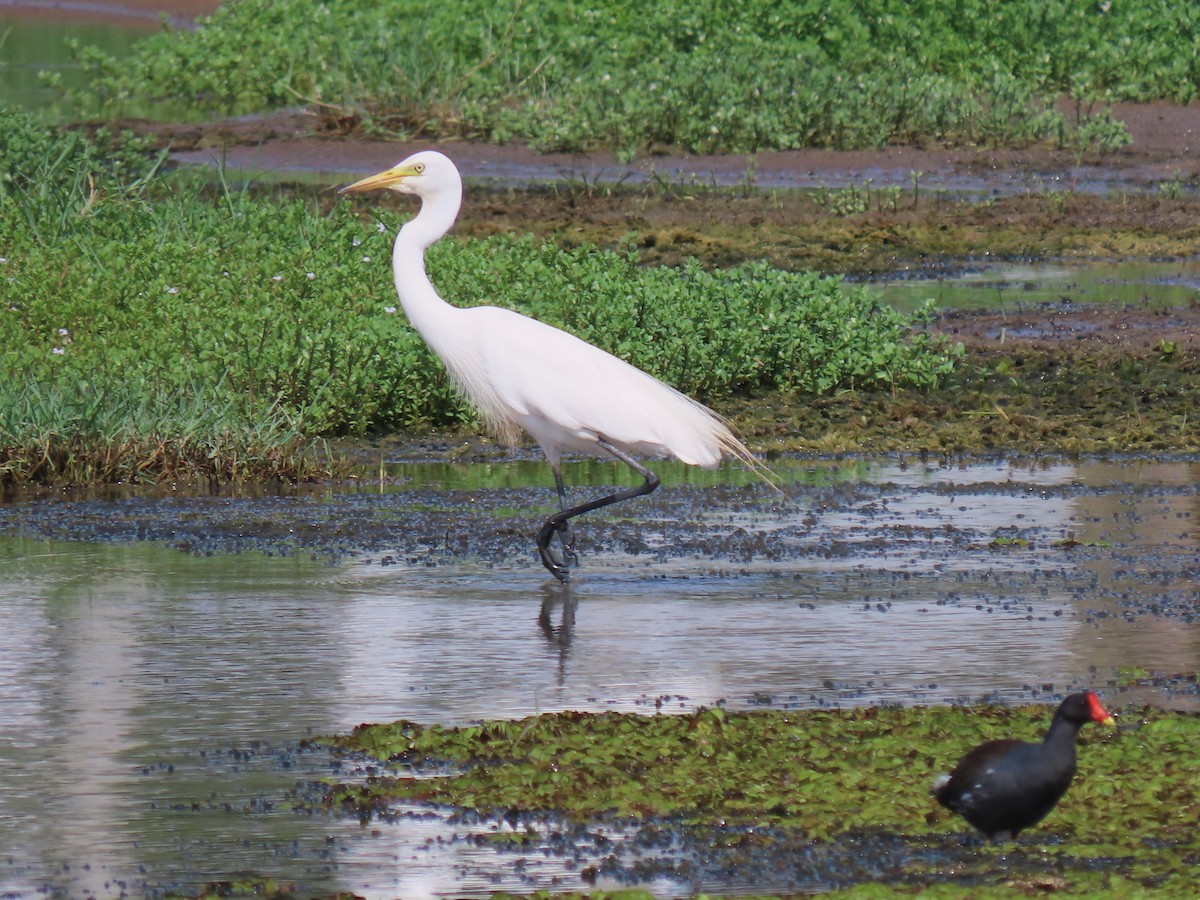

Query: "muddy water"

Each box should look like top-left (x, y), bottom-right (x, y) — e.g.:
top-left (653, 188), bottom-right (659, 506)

top-left (1, 456), bottom-right (1197, 897)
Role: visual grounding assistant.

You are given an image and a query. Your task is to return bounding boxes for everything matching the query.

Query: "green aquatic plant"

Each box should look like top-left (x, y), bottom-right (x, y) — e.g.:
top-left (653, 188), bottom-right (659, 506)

top-left (0, 113), bottom-right (962, 483)
top-left (61, 0), bottom-right (1176, 154)
top-left (0, 103), bottom-right (163, 200)
top-left (1, 190), bottom-right (958, 428)
top-left (322, 703), bottom-right (1200, 894)
top-left (0, 378), bottom-right (329, 485)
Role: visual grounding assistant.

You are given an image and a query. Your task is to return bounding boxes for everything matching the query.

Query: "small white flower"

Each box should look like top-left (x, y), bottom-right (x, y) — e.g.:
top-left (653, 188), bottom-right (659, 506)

top-left (52, 347), bottom-right (65, 355)
top-left (166, 286), bottom-right (179, 294)
top-left (272, 274), bottom-right (283, 281)
top-left (352, 237), bottom-right (362, 247)
top-left (362, 256), bottom-right (371, 263)
top-left (306, 272), bottom-right (316, 280)
top-left (222, 271), bottom-right (231, 277)
top-left (376, 222), bottom-right (387, 233)
top-left (58, 328), bottom-right (70, 336)
top-left (384, 305), bottom-right (397, 314)
top-left (0, 257), bottom-right (7, 264)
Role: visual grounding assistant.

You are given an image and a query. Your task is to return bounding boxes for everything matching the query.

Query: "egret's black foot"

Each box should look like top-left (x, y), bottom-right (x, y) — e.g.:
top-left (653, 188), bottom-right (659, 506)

top-left (541, 547), bottom-right (571, 582)
top-left (556, 521), bottom-right (579, 566)
top-left (537, 518), bottom-right (579, 582)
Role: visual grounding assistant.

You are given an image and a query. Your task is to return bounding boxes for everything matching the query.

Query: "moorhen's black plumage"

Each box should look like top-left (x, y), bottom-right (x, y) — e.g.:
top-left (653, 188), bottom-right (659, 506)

top-left (933, 691), bottom-right (1114, 840)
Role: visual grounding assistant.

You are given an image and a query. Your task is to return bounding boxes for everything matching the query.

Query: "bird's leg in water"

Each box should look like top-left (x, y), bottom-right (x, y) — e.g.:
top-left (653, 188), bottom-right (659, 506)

top-left (550, 468), bottom-right (579, 567)
top-left (536, 439), bottom-right (662, 582)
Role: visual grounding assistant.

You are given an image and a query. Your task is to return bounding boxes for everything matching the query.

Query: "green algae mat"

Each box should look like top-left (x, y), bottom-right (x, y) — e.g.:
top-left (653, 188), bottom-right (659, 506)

top-left (318, 703), bottom-right (1200, 897)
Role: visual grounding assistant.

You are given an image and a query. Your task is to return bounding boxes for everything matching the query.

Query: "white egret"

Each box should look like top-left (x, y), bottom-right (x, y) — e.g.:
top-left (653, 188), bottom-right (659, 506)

top-left (341, 150), bottom-right (761, 581)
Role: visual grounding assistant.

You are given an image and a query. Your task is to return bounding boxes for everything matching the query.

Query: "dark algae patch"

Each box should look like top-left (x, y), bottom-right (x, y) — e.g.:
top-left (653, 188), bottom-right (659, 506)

top-left (317, 704), bottom-right (1200, 896)
top-left (734, 343), bottom-right (1200, 456)
top-left (455, 185), bottom-right (1200, 280)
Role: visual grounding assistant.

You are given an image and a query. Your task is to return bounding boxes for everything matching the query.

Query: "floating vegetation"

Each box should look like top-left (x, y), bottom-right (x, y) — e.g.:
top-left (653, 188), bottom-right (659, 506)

top-left (320, 704), bottom-right (1200, 895)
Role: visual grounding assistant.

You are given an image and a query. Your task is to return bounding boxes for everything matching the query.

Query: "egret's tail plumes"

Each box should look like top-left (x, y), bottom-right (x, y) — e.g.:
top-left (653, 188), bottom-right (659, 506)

top-left (628, 370), bottom-right (768, 483)
top-left (673, 393), bottom-right (752, 468)
top-left (635, 379), bottom-right (766, 477)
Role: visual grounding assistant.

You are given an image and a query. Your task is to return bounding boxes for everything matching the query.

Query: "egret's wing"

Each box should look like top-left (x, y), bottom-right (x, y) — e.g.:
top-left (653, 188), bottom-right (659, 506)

top-left (464, 307), bottom-right (747, 467)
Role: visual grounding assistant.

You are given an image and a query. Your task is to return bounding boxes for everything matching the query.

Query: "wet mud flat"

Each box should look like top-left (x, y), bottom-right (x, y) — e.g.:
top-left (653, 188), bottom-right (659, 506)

top-left (313, 743), bottom-right (1172, 898)
top-left (3, 449), bottom-right (1198, 898)
top-left (3, 452), bottom-right (1198, 685)
top-left (291, 797), bottom-right (1075, 897)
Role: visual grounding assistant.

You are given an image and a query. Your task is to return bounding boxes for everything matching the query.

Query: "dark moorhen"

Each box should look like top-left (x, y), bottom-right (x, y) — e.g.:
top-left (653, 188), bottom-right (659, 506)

top-left (933, 691), bottom-right (1115, 840)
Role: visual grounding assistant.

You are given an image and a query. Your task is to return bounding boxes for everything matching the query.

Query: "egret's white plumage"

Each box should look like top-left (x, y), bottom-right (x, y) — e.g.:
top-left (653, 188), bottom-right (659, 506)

top-left (341, 150), bottom-right (759, 580)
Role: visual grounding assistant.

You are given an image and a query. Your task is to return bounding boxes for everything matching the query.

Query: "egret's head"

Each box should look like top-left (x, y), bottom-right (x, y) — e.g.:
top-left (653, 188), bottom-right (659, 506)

top-left (339, 150), bottom-right (458, 197)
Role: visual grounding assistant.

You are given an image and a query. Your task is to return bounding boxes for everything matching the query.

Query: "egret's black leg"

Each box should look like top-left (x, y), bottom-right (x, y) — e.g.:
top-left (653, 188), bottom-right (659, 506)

top-left (537, 466), bottom-right (580, 579)
top-left (551, 468), bottom-right (579, 566)
top-left (536, 438), bottom-right (661, 582)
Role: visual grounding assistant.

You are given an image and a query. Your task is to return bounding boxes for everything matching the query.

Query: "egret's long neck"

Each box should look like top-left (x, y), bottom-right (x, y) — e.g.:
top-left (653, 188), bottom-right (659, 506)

top-left (391, 180), bottom-right (463, 344)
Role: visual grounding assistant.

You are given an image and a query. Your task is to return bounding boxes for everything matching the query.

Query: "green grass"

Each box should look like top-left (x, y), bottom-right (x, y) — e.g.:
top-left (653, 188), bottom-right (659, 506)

top-left (322, 703), bottom-right (1200, 896)
top-left (0, 106), bottom-right (960, 484)
top-left (0, 378), bottom-right (326, 484)
top-left (62, 0), bottom-right (1195, 154)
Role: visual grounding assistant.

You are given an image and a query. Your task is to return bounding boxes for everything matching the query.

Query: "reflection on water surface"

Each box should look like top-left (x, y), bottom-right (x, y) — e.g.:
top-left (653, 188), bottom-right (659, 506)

top-left (0, 456), bottom-right (1197, 897)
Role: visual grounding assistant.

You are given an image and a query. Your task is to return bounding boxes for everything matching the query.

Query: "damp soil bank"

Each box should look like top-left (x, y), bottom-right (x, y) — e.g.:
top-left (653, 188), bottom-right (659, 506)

top-left (331, 333), bottom-right (1200, 466)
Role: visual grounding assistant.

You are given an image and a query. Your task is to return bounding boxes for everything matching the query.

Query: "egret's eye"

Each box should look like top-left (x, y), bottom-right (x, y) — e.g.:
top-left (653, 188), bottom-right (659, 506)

top-left (414, 163), bottom-right (425, 173)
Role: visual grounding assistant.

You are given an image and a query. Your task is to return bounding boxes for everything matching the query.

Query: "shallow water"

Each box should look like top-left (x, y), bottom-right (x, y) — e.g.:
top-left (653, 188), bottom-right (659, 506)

top-left (868, 258), bottom-right (1200, 313)
top-left (0, 9), bottom-right (147, 116)
top-left (1, 455), bottom-right (1197, 897)
top-left (0, 5), bottom-right (202, 119)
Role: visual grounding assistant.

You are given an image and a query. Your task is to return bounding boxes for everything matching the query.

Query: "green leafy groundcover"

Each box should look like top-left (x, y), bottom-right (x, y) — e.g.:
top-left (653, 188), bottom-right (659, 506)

top-left (324, 704), bottom-right (1200, 895)
top-left (0, 104), bottom-right (959, 482)
top-left (67, 0), bottom-right (1176, 153)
